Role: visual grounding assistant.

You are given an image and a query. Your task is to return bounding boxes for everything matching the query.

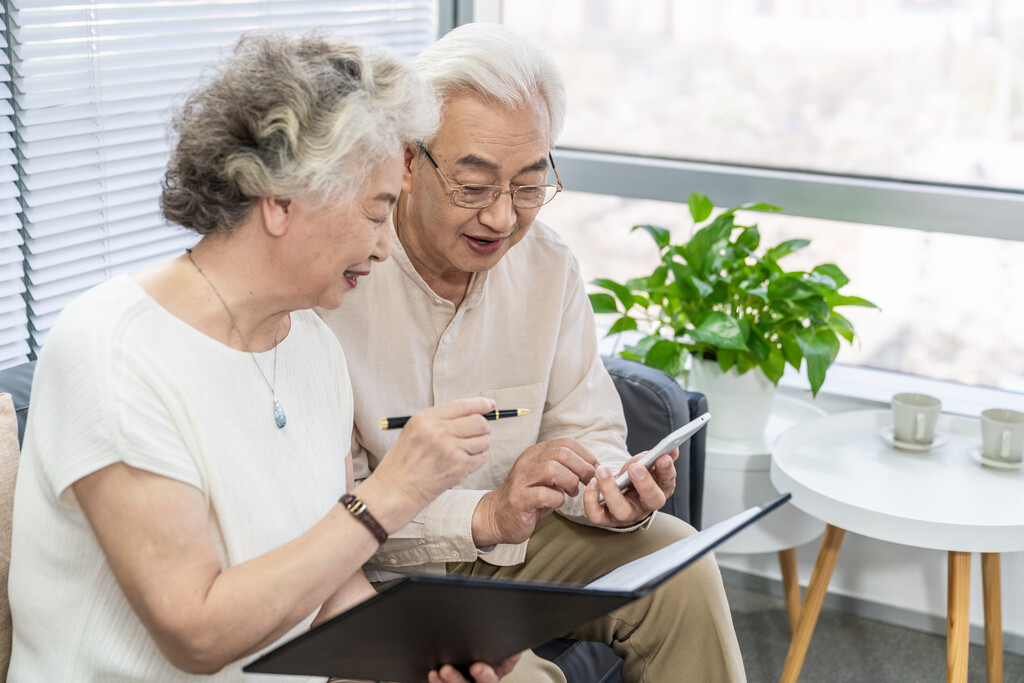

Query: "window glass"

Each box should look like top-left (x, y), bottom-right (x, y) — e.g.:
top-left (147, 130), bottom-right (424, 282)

top-left (499, 0), bottom-right (1024, 191)
top-left (537, 191), bottom-right (1024, 393)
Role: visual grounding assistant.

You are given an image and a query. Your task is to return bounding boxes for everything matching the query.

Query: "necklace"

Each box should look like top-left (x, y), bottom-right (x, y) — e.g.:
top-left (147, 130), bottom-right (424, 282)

top-left (186, 249), bottom-right (287, 429)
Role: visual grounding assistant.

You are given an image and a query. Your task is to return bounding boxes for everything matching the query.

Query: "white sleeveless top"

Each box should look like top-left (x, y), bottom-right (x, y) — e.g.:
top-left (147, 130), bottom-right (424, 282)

top-left (8, 275), bottom-right (351, 681)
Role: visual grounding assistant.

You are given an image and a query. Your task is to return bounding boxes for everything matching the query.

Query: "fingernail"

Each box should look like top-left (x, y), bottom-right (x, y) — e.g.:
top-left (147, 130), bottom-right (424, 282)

top-left (630, 465), bottom-right (647, 480)
top-left (658, 458), bottom-right (671, 469)
top-left (587, 478), bottom-right (598, 490)
top-left (597, 465), bottom-right (611, 479)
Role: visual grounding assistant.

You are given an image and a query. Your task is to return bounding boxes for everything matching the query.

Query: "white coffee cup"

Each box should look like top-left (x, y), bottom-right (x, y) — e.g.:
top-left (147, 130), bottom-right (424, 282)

top-left (891, 393), bottom-right (942, 445)
top-left (980, 408), bottom-right (1024, 464)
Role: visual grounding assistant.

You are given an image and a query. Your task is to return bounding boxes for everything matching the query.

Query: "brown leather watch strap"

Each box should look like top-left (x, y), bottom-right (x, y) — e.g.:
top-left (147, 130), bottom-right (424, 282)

top-left (339, 493), bottom-right (388, 545)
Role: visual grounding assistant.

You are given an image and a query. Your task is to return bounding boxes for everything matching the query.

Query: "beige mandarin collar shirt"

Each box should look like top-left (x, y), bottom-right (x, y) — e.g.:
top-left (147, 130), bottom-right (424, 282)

top-left (319, 220), bottom-right (634, 580)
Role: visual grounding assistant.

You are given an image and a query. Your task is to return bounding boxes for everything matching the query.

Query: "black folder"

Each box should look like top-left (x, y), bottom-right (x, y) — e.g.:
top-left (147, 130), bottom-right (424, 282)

top-left (244, 493), bottom-right (790, 682)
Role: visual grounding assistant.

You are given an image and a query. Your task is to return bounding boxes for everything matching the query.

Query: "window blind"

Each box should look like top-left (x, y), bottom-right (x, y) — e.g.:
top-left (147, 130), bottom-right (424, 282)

top-left (7, 0), bottom-right (437, 361)
top-left (0, 7), bottom-right (29, 368)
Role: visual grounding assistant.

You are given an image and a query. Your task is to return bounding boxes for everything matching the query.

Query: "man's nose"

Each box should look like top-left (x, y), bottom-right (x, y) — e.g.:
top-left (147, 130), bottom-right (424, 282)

top-left (477, 191), bottom-right (516, 233)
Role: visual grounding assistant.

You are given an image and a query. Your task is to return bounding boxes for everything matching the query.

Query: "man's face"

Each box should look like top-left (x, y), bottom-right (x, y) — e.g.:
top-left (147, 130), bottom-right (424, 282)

top-left (400, 94), bottom-right (552, 281)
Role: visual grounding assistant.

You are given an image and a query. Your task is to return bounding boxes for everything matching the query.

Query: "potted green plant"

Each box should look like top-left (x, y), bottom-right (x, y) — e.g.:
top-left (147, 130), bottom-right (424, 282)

top-left (589, 192), bottom-right (877, 440)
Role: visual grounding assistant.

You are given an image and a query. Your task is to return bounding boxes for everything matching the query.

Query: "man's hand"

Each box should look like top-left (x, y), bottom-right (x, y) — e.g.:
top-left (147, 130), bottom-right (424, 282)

top-left (472, 438), bottom-right (598, 547)
top-left (581, 448), bottom-right (678, 527)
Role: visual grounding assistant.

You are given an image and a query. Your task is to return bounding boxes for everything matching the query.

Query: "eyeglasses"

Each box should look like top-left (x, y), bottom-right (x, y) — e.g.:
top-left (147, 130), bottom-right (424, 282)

top-left (419, 145), bottom-right (563, 210)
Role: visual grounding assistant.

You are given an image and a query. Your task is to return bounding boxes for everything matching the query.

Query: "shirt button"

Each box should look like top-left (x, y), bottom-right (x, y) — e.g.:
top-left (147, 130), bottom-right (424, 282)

top-left (450, 551), bottom-right (459, 559)
top-left (442, 334), bottom-right (451, 344)
top-left (388, 558), bottom-right (397, 565)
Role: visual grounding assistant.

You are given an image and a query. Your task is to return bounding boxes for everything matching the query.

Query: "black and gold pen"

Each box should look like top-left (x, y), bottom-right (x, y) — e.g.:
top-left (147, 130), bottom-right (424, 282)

top-left (380, 409), bottom-right (532, 430)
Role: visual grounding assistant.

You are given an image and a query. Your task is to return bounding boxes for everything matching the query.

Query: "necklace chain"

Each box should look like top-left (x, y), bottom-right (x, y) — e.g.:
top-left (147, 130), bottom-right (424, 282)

top-left (186, 248), bottom-right (287, 428)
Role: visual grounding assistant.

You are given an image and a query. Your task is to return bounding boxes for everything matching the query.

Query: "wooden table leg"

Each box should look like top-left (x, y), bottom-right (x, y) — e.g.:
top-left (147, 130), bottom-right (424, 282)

top-left (947, 551), bottom-right (971, 683)
top-left (778, 548), bottom-right (801, 634)
top-left (982, 553), bottom-right (1002, 683)
top-left (780, 525), bottom-right (845, 683)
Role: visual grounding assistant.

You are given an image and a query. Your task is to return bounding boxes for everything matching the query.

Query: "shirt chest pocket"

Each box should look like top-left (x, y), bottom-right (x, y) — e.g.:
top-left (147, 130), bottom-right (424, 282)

top-left (480, 382), bottom-right (546, 487)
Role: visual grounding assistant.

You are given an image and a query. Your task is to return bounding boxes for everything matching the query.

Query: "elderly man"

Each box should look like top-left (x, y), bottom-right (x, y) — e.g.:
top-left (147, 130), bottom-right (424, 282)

top-left (319, 23), bottom-right (745, 682)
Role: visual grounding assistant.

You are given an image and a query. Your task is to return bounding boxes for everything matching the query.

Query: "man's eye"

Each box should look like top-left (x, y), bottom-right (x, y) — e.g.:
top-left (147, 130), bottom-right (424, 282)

top-left (458, 185), bottom-right (497, 199)
top-left (515, 186), bottom-right (544, 201)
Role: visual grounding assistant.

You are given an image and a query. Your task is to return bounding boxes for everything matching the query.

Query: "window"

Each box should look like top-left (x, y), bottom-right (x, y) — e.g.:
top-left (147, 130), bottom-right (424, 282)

top-left (0, 0), bottom-right (438, 368)
top-left (474, 0), bottom-right (1024, 394)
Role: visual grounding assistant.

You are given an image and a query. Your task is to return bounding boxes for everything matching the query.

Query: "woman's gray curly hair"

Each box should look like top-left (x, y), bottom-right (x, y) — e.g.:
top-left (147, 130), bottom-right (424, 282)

top-left (161, 31), bottom-right (438, 235)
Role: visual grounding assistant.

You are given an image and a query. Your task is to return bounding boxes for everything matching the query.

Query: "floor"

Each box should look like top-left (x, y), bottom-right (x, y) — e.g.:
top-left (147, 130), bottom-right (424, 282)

top-left (725, 583), bottom-right (1024, 682)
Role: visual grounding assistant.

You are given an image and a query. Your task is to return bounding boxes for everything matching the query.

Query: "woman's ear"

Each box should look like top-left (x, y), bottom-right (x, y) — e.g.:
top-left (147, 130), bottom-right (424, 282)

top-left (261, 196), bottom-right (292, 237)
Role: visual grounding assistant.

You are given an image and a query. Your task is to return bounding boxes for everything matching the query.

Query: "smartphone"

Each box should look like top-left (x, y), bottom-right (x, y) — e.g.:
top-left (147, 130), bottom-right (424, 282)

top-left (597, 412), bottom-right (711, 503)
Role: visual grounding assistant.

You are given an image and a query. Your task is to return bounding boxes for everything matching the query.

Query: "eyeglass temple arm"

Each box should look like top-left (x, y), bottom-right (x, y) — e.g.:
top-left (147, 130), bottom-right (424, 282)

top-left (549, 152), bottom-right (564, 189)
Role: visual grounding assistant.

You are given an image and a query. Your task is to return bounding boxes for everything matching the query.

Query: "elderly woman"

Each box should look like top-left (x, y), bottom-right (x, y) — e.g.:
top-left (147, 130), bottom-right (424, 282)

top-left (7, 32), bottom-right (516, 682)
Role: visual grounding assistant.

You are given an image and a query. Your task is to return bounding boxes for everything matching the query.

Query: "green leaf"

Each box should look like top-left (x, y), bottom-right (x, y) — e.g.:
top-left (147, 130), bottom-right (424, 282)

top-left (826, 293), bottom-right (879, 309)
top-left (645, 339), bottom-right (686, 376)
top-left (737, 226), bottom-right (760, 252)
top-left (736, 351), bottom-right (756, 374)
top-left (768, 275), bottom-right (816, 301)
top-left (797, 329), bottom-right (841, 396)
top-left (813, 263), bottom-right (849, 289)
top-left (746, 333), bottom-right (771, 361)
top-left (738, 202), bottom-right (784, 213)
top-left (624, 336), bottom-right (658, 358)
top-left (588, 292), bottom-right (619, 314)
top-left (592, 278), bottom-right (635, 310)
top-left (607, 316), bottom-right (639, 336)
top-left (758, 347), bottom-right (787, 385)
top-left (688, 193), bottom-right (714, 223)
top-left (631, 224), bottom-right (671, 251)
top-left (766, 239), bottom-right (810, 262)
top-left (717, 348), bottom-right (737, 373)
top-left (780, 335), bottom-right (803, 369)
top-left (829, 312), bottom-right (855, 343)
top-left (805, 270), bottom-right (838, 290)
top-left (684, 214), bottom-right (734, 275)
top-left (669, 262), bottom-right (712, 299)
top-left (690, 311), bottom-right (748, 350)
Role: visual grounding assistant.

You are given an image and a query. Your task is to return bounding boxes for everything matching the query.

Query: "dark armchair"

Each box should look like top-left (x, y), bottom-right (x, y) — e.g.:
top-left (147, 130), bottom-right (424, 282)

top-left (533, 356), bottom-right (708, 682)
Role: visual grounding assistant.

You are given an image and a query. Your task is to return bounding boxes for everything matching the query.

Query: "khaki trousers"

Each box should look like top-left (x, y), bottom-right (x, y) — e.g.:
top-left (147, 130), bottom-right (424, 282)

top-left (447, 513), bottom-right (746, 683)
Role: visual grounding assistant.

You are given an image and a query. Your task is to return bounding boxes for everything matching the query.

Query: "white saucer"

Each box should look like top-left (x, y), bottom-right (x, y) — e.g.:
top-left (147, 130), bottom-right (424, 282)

top-left (878, 426), bottom-right (948, 452)
top-left (965, 446), bottom-right (1023, 471)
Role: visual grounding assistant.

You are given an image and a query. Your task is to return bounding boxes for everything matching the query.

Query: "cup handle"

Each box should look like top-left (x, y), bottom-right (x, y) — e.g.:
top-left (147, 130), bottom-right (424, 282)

top-left (914, 412), bottom-right (926, 441)
top-left (1001, 429), bottom-right (1011, 459)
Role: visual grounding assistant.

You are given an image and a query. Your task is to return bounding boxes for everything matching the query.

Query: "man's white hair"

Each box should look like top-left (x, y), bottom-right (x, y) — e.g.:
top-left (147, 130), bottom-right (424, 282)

top-left (412, 23), bottom-right (567, 146)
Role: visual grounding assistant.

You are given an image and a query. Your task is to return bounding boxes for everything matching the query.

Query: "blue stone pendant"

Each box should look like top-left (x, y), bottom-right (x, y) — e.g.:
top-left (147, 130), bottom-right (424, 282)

top-left (274, 398), bottom-right (287, 428)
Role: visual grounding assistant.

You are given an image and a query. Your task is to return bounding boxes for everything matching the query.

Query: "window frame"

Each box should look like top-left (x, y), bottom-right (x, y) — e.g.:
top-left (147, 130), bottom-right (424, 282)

top-left (456, 0), bottom-right (1024, 405)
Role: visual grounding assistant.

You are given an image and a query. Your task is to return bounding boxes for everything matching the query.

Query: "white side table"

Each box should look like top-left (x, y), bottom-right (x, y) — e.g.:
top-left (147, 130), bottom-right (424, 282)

top-left (770, 410), bottom-right (1024, 683)
top-left (703, 394), bottom-right (826, 631)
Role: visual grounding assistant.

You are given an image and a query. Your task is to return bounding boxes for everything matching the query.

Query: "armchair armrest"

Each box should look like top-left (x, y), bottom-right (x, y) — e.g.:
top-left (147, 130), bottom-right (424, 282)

top-left (601, 356), bottom-right (707, 529)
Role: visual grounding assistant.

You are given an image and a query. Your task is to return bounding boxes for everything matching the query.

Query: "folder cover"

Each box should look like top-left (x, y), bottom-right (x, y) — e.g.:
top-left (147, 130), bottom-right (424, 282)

top-left (245, 493), bottom-right (790, 682)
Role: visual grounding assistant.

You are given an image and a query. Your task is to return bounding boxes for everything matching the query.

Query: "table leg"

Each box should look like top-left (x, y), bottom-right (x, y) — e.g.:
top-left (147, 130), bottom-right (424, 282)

top-left (778, 548), bottom-right (801, 634)
top-left (982, 553), bottom-right (1002, 683)
top-left (779, 525), bottom-right (845, 683)
top-left (947, 551), bottom-right (971, 683)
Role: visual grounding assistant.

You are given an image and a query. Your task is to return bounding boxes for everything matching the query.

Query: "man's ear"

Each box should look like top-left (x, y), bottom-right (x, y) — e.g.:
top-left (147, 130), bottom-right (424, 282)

top-left (402, 143), bottom-right (417, 194)
top-left (260, 196), bottom-right (292, 237)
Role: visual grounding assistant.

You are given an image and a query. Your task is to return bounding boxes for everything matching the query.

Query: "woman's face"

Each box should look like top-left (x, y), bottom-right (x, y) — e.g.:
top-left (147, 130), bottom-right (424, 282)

top-left (293, 151), bottom-right (405, 311)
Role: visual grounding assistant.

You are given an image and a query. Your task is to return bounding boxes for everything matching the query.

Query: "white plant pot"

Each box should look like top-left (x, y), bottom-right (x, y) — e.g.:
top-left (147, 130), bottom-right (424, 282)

top-left (686, 356), bottom-right (777, 442)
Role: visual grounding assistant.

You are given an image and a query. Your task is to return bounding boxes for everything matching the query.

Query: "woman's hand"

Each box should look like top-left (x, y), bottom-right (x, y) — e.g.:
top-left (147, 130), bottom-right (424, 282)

top-left (428, 653), bottom-right (522, 683)
top-left (362, 397), bottom-right (495, 525)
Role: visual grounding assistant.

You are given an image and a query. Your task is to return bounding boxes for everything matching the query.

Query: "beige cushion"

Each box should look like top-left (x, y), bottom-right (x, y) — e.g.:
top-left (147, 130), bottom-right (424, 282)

top-left (0, 393), bottom-right (19, 679)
